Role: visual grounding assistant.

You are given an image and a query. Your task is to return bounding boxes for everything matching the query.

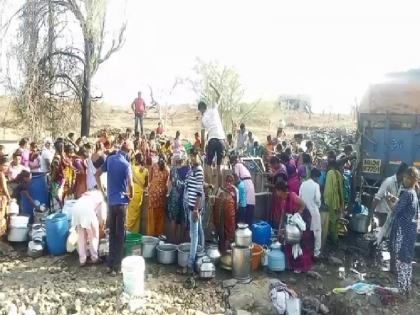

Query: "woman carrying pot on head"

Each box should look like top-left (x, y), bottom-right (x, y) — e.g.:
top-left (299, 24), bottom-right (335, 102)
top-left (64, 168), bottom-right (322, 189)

top-left (390, 167), bottom-right (419, 297)
top-left (147, 155), bottom-right (170, 236)
top-left (127, 153), bottom-right (149, 233)
top-left (167, 152), bottom-right (190, 243)
top-left (229, 155), bottom-right (256, 227)
top-left (275, 180), bottom-right (314, 273)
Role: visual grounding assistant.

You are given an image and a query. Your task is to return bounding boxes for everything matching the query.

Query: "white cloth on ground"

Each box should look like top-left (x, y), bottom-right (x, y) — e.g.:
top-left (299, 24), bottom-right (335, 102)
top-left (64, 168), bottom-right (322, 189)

top-left (269, 280), bottom-right (297, 315)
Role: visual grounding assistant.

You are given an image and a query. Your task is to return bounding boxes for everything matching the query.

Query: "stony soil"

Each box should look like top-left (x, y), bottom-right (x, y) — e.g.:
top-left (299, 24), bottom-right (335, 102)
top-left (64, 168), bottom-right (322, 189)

top-left (1, 240), bottom-right (419, 315)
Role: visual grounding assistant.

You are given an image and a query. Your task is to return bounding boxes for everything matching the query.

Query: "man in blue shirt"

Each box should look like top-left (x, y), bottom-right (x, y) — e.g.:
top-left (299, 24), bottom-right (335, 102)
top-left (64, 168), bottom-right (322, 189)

top-left (96, 141), bottom-right (133, 273)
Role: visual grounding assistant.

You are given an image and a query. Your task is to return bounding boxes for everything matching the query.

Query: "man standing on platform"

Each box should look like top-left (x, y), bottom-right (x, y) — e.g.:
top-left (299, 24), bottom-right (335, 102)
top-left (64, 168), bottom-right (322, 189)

top-left (198, 85), bottom-right (225, 188)
top-left (131, 91), bottom-right (146, 135)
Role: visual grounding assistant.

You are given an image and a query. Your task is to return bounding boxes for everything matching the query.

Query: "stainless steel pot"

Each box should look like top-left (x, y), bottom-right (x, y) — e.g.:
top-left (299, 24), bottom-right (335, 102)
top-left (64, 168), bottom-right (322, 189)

top-left (235, 223), bottom-right (252, 247)
top-left (206, 244), bottom-right (221, 265)
top-left (156, 243), bottom-right (177, 264)
top-left (232, 244), bottom-right (252, 283)
top-left (177, 243), bottom-right (191, 268)
top-left (349, 214), bottom-right (370, 233)
top-left (285, 224), bottom-right (302, 244)
top-left (141, 236), bottom-right (159, 259)
top-left (178, 243), bottom-right (203, 268)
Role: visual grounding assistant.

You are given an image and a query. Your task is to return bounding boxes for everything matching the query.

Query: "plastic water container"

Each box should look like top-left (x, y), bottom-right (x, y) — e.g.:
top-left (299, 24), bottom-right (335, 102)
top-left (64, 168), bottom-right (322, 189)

top-left (122, 256), bottom-right (145, 296)
top-left (62, 199), bottom-right (77, 225)
top-left (62, 200), bottom-right (77, 219)
top-left (252, 221), bottom-right (272, 246)
top-left (46, 213), bottom-right (69, 255)
top-left (125, 232), bottom-right (142, 256)
top-left (268, 242), bottom-right (285, 272)
top-left (22, 172), bottom-right (50, 218)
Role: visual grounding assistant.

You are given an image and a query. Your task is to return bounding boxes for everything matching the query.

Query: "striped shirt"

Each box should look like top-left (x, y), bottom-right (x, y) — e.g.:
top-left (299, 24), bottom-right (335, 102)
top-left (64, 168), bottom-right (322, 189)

top-left (185, 165), bottom-right (204, 210)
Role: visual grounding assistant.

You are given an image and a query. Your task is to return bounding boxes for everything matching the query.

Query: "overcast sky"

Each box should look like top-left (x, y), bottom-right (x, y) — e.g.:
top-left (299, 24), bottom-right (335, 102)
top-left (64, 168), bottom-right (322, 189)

top-left (4, 0), bottom-right (420, 112)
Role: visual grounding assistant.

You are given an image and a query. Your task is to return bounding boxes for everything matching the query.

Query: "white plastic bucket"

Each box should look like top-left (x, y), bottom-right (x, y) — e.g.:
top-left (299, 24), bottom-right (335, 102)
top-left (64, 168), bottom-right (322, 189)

top-left (8, 225), bottom-right (29, 242)
top-left (9, 215), bottom-right (29, 227)
top-left (121, 256), bottom-right (145, 296)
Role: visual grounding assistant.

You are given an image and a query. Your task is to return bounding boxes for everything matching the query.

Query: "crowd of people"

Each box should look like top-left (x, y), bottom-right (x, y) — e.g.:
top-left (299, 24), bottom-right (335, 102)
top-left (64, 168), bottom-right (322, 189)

top-left (0, 92), bottom-right (417, 297)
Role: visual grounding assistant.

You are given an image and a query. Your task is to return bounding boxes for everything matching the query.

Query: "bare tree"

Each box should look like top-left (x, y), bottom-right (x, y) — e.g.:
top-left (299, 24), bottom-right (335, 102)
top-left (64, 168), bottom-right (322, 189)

top-left (50, 0), bottom-right (127, 137)
top-left (3, 0), bottom-right (126, 138)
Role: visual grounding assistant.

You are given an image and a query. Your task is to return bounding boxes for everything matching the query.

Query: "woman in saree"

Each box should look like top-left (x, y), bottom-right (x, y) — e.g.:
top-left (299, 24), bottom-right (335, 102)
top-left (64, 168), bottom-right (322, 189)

top-left (0, 155), bottom-right (10, 238)
top-left (51, 140), bottom-right (65, 209)
top-left (147, 155), bottom-right (170, 236)
top-left (214, 174), bottom-right (238, 252)
top-left (127, 153), bottom-right (148, 233)
top-left (275, 180), bottom-right (314, 273)
top-left (268, 156), bottom-right (288, 228)
top-left (390, 167), bottom-right (419, 297)
top-left (62, 144), bottom-right (76, 201)
top-left (167, 153), bottom-right (190, 243)
top-left (280, 152), bottom-right (300, 195)
top-left (73, 148), bottom-right (88, 199)
top-left (323, 159), bottom-right (344, 246)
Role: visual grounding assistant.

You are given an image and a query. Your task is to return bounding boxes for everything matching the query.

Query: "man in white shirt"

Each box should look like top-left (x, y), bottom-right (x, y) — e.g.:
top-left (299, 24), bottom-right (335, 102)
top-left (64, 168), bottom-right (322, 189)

top-left (299, 168), bottom-right (322, 257)
top-left (198, 88), bottom-right (226, 188)
top-left (371, 162), bottom-right (408, 227)
top-left (40, 138), bottom-right (54, 173)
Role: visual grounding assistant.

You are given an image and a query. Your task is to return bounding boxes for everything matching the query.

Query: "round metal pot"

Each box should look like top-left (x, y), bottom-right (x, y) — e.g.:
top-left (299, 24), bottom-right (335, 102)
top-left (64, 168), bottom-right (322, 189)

top-left (349, 214), bottom-right (370, 234)
top-left (177, 243), bottom-right (191, 268)
top-left (285, 224), bottom-right (302, 245)
top-left (206, 244), bottom-right (221, 265)
top-left (220, 250), bottom-right (233, 271)
top-left (235, 223), bottom-right (252, 247)
top-left (156, 243), bottom-right (177, 264)
top-left (141, 236), bottom-right (159, 259)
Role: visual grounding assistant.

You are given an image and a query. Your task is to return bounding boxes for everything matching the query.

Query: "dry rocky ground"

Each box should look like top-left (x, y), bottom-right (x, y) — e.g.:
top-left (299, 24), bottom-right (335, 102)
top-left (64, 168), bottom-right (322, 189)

top-left (1, 239), bottom-right (419, 315)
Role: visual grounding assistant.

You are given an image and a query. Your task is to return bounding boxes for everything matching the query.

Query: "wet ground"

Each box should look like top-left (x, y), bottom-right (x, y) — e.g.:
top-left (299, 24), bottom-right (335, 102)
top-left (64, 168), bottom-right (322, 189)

top-left (1, 238), bottom-right (419, 315)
